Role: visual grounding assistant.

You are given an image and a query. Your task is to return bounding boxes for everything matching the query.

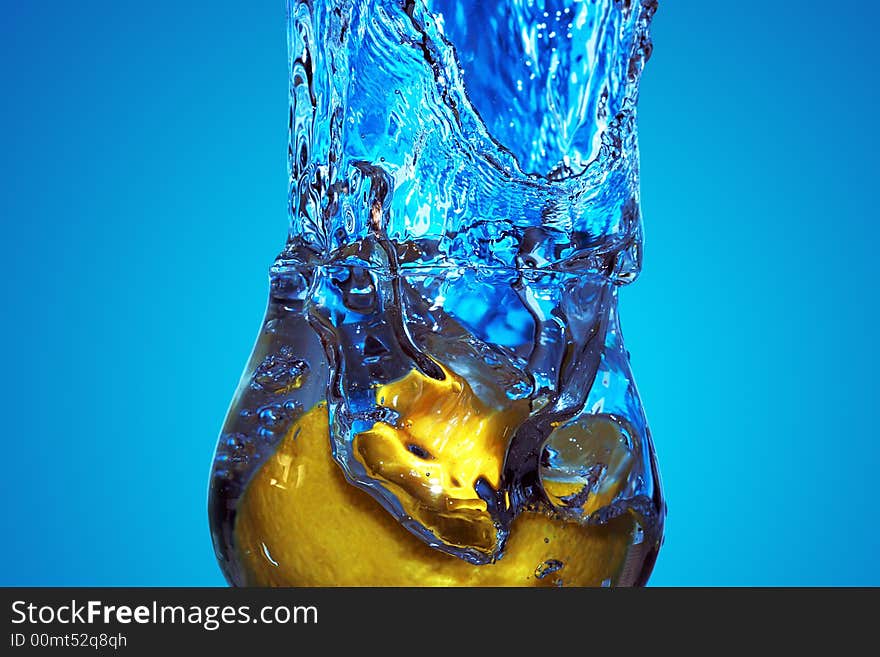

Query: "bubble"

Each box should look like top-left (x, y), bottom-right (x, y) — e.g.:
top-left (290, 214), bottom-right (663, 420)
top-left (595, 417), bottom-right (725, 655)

top-left (539, 414), bottom-right (638, 520)
top-left (214, 433), bottom-right (259, 481)
top-left (257, 403), bottom-right (296, 439)
top-left (252, 346), bottom-right (309, 394)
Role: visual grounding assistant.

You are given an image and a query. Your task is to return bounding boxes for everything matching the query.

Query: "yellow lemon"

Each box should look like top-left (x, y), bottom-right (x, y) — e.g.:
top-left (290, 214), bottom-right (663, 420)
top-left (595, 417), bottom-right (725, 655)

top-left (234, 397), bottom-right (643, 586)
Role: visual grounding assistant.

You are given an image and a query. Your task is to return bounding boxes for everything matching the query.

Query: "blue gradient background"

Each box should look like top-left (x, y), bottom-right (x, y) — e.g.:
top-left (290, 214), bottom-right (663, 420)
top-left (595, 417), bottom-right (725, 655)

top-left (1, 1), bottom-right (877, 586)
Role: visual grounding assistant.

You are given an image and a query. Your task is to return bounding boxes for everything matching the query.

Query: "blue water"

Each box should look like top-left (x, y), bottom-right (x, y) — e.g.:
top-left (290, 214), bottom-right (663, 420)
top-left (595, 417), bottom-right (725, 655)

top-left (286, 0), bottom-right (655, 277)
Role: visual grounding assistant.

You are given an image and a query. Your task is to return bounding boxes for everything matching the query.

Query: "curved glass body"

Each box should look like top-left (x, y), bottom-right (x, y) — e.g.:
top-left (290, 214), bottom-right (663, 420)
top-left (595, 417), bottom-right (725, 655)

top-left (210, 0), bottom-right (664, 587)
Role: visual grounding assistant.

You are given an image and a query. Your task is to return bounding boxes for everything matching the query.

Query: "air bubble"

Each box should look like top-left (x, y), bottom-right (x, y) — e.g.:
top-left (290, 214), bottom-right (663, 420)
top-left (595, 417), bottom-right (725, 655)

top-left (252, 346), bottom-right (309, 394)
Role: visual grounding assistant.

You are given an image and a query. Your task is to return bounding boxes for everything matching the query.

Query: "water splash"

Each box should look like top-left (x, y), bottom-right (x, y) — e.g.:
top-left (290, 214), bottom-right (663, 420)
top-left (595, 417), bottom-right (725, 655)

top-left (284, 0), bottom-right (656, 277)
top-left (209, 0), bottom-right (664, 585)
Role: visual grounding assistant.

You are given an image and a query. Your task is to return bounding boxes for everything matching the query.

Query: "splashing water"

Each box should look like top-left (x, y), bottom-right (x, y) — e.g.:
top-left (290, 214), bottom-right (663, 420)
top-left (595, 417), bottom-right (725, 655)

top-left (287, 0), bottom-right (653, 275)
top-left (210, 0), bottom-right (664, 586)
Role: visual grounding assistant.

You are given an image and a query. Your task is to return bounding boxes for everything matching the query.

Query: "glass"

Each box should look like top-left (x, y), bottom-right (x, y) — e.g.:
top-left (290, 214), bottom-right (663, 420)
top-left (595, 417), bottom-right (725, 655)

top-left (209, 0), bottom-right (664, 587)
